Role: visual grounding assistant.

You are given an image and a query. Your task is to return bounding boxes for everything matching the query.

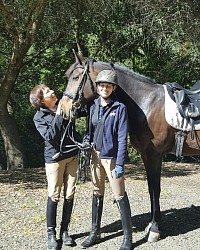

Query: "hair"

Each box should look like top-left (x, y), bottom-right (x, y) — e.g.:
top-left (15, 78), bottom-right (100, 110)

top-left (29, 84), bottom-right (47, 110)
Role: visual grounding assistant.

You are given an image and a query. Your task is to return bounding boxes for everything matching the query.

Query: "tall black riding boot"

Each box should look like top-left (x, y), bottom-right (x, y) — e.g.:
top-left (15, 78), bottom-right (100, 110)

top-left (117, 192), bottom-right (132, 250)
top-left (60, 198), bottom-right (74, 246)
top-left (46, 197), bottom-right (58, 250)
top-left (81, 194), bottom-right (103, 249)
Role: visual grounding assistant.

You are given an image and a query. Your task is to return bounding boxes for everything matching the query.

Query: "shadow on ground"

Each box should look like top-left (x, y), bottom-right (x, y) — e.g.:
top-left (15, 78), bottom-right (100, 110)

top-left (70, 205), bottom-right (200, 249)
top-left (0, 168), bottom-right (46, 188)
top-left (0, 162), bottom-right (199, 187)
top-left (126, 161), bottom-right (200, 180)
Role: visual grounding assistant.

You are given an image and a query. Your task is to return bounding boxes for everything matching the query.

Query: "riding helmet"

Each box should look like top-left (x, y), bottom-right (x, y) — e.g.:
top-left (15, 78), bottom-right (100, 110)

top-left (95, 70), bottom-right (118, 85)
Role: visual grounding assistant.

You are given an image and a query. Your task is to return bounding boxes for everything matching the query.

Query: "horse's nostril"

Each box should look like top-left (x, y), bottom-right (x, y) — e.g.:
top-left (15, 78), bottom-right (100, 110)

top-left (73, 102), bottom-right (81, 108)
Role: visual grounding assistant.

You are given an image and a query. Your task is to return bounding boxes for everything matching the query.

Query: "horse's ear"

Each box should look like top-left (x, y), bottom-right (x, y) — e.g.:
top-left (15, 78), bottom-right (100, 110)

top-left (77, 43), bottom-right (83, 57)
top-left (72, 49), bottom-right (83, 65)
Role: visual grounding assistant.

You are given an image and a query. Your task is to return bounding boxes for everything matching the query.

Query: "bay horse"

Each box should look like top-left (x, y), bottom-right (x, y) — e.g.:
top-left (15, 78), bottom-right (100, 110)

top-left (62, 51), bottom-right (200, 243)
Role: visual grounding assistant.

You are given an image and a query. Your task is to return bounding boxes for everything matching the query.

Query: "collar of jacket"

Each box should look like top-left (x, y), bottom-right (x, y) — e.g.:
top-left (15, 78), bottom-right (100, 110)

top-left (39, 105), bottom-right (57, 114)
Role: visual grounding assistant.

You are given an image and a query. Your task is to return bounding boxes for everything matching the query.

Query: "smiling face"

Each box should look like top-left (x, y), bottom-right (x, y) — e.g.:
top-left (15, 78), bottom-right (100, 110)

top-left (41, 87), bottom-right (58, 109)
top-left (97, 82), bottom-right (116, 100)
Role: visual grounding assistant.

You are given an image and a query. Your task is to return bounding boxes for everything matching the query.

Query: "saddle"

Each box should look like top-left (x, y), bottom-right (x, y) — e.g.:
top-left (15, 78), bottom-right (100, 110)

top-left (165, 80), bottom-right (200, 157)
top-left (165, 80), bottom-right (200, 119)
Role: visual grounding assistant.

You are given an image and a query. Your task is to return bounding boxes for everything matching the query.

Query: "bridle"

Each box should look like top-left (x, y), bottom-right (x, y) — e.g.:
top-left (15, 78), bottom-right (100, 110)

top-left (52, 60), bottom-right (95, 179)
top-left (63, 59), bottom-right (96, 118)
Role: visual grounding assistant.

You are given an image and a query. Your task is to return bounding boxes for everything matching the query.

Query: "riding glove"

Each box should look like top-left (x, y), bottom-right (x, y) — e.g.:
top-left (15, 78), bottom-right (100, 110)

top-left (115, 165), bottom-right (124, 178)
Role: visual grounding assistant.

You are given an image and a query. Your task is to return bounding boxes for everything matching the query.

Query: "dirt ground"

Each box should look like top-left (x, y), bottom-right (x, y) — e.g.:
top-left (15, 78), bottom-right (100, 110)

top-left (0, 161), bottom-right (200, 250)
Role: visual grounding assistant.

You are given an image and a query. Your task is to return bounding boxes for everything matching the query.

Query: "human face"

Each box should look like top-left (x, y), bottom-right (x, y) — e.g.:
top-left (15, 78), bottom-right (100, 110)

top-left (97, 82), bottom-right (115, 100)
top-left (41, 87), bottom-right (58, 109)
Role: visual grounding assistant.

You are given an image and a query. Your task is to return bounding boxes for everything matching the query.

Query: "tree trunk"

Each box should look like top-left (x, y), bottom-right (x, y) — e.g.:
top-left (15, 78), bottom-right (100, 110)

top-left (0, 0), bottom-right (49, 169)
top-left (0, 109), bottom-right (24, 170)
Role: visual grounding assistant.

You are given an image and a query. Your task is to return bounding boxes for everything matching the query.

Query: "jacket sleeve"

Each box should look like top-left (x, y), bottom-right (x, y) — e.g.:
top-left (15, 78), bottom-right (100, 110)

top-left (33, 114), bottom-right (64, 144)
top-left (116, 105), bottom-right (128, 166)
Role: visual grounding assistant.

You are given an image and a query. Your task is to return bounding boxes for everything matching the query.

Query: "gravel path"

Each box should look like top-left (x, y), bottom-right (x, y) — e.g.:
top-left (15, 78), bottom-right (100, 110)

top-left (0, 161), bottom-right (200, 250)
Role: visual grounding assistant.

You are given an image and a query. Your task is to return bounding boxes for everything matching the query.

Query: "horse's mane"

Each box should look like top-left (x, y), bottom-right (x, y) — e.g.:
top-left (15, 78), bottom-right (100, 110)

top-left (116, 64), bottom-right (156, 85)
top-left (96, 60), bottom-right (157, 85)
top-left (67, 57), bottom-right (157, 85)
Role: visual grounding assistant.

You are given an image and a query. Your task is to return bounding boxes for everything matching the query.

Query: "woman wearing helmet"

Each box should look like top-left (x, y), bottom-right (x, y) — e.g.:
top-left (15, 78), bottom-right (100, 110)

top-left (81, 69), bottom-right (132, 250)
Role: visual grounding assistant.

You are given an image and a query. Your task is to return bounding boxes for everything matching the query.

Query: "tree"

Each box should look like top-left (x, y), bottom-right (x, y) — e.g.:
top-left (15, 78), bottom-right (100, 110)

top-left (0, 0), bottom-right (49, 169)
top-left (0, 0), bottom-right (88, 169)
top-left (0, 0), bottom-right (199, 169)
top-left (74, 0), bottom-right (199, 84)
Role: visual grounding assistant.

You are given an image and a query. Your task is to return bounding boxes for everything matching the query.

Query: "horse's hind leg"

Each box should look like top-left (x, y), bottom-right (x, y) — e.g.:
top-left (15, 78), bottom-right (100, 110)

top-left (141, 150), bottom-right (162, 242)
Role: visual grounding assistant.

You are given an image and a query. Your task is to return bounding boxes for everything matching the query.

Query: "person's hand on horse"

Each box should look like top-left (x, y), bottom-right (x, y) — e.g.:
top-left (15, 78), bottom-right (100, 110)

top-left (115, 165), bottom-right (124, 178)
top-left (56, 99), bottom-right (63, 116)
top-left (56, 96), bottom-right (72, 119)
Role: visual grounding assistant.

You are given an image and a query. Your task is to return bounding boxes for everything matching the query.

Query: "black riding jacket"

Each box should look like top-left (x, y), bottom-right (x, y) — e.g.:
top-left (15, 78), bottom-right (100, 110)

top-left (33, 106), bottom-right (80, 163)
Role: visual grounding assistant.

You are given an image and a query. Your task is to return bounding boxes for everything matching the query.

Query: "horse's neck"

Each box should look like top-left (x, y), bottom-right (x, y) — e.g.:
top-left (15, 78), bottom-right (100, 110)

top-left (116, 68), bottom-right (156, 104)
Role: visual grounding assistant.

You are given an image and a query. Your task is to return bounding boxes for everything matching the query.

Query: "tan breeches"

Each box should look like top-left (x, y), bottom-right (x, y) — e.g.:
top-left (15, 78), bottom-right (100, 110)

top-left (90, 149), bottom-right (125, 199)
top-left (45, 155), bottom-right (78, 202)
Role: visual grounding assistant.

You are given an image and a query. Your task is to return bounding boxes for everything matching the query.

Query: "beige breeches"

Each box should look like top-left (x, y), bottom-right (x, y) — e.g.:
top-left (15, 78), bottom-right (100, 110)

top-left (45, 155), bottom-right (78, 202)
top-left (90, 149), bottom-right (125, 199)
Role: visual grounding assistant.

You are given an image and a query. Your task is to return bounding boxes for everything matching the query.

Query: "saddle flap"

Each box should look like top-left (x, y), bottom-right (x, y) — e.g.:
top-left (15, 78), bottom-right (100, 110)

top-left (187, 103), bottom-right (199, 118)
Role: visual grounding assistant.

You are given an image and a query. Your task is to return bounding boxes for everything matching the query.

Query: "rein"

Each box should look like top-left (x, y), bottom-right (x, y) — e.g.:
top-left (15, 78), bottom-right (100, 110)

top-left (53, 61), bottom-right (95, 158)
top-left (52, 116), bottom-right (91, 183)
top-left (52, 60), bottom-right (95, 180)
top-left (52, 116), bottom-right (90, 160)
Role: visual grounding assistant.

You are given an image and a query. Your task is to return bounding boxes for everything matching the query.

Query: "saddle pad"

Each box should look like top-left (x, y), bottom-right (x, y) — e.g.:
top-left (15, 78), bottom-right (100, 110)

top-left (164, 85), bottom-right (200, 131)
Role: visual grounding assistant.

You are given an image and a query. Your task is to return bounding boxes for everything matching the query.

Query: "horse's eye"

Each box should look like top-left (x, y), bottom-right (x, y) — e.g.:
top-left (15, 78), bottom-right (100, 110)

top-left (72, 76), bottom-right (79, 81)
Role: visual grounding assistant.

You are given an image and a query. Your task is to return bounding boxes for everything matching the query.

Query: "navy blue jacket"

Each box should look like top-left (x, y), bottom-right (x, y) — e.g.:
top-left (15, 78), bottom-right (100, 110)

top-left (33, 106), bottom-right (80, 163)
top-left (87, 94), bottom-right (128, 166)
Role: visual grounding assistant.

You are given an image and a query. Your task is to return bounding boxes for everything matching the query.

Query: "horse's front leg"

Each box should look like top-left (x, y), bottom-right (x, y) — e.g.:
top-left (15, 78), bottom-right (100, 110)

top-left (142, 151), bottom-right (162, 242)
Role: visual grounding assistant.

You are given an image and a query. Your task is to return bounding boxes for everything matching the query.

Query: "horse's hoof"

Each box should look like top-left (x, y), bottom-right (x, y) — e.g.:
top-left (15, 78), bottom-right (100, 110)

top-left (147, 231), bottom-right (160, 242)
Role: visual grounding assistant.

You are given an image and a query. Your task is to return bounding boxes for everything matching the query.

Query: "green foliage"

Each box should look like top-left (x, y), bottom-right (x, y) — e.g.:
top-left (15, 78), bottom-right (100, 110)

top-left (81, 0), bottom-right (200, 85)
top-left (0, 0), bottom-right (199, 167)
top-left (10, 45), bottom-right (73, 167)
top-left (127, 136), bottom-right (141, 163)
top-left (128, 148), bottom-right (141, 163)
top-left (75, 117), bottom-right (87, 138)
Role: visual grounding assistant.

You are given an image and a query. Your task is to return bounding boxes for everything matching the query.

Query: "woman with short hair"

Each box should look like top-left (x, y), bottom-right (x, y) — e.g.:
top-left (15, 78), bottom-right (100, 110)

top-left (30, 84), bottom-right (80, 250)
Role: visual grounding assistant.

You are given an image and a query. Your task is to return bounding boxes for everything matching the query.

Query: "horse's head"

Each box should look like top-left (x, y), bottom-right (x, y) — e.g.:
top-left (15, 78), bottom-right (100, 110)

top-left (61, 51), bottom-right (98, 119)
top-left (62, 50), bottom-right (118, 119)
